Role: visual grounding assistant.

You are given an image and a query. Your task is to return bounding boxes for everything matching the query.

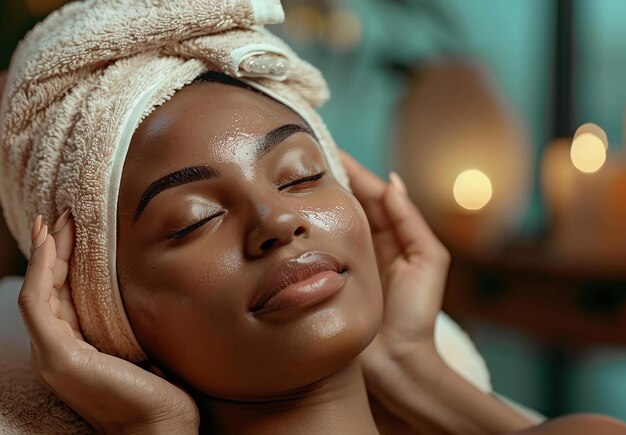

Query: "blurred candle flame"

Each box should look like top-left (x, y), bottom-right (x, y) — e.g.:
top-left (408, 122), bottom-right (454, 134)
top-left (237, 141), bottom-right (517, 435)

top-left (570, 123), bottom-right (608, 173)
top-left (453, 169), bottom-right (493, 211)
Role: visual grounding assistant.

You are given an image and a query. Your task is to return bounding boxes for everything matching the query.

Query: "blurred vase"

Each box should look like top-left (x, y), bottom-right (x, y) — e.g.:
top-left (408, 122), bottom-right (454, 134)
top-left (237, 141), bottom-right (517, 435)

top-left (394, 60), bottom-right (533, 254)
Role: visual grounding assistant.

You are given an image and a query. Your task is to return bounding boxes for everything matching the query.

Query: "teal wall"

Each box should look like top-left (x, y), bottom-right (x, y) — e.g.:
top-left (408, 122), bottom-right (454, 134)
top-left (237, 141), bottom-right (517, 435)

top-left (448, 0), bottom-right (553, 149)
top-left (565, 348), bottom-right (626, 420)
top-left (577, 0), bottom-right (626, 146)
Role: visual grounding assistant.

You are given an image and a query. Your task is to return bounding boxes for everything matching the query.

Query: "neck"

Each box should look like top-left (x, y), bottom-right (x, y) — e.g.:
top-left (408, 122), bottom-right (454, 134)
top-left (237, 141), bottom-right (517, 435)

top-left (197, 360), bottom-right (379, 435)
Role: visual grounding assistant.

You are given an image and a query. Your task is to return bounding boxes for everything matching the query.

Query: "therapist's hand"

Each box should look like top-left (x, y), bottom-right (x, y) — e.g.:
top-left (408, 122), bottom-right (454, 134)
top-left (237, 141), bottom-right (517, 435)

top-left (19, 213), bottom-right (199, 435)
top-left (341, 151), bottom-right (449, 363)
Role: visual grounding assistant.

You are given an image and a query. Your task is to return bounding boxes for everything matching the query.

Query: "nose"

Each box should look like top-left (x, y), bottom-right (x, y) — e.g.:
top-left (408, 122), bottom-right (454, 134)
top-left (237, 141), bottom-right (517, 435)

top-left (244, 194), bottom-right (310, 258)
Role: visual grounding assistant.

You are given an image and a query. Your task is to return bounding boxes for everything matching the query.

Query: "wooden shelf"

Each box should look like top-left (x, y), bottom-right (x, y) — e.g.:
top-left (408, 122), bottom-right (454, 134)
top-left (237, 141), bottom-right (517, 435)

top-left (443, 245), bottom-right (626, 348)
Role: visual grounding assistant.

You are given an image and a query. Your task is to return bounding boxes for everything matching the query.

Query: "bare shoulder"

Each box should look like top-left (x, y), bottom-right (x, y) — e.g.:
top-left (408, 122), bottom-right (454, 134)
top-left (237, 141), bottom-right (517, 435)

top-left (514, 414), bottom-right (626, 435)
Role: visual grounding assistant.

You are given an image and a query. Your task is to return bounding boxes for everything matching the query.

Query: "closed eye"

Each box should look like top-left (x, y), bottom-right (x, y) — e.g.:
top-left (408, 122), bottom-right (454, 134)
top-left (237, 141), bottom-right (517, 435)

top-left (168, 171), bottom-right (326, 240)
top-left (278, 171), bottom-right (327, 191)
top-left (168, 211), bottom-right (225, 240)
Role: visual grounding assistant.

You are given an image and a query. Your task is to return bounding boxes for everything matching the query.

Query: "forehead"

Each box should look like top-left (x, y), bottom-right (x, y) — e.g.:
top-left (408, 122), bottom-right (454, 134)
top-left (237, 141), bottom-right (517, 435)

top-left (126, 82), bottom-right (306, 167)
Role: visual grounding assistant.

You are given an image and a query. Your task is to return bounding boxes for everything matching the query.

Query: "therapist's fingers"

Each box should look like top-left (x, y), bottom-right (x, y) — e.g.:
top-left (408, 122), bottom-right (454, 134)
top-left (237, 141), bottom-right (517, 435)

top-left (51, 212), bottom-right (82, 338)
top-left (19, 222), bottom-right (54, 339)
top-left (51, 209), bottom-right (72, 291)
top-left (18, 219), bottom-right (74, 354)
top-left (31, 215), bottom-right (42, 242)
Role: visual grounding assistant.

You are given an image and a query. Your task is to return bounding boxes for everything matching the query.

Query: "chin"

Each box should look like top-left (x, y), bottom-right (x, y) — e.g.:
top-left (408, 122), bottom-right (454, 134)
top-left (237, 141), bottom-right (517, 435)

top-left (239, 295), bottom-right (382, 397)
top-left (188, 305), bottom-right (381, 401)
top-left (289, 303), bottom-right (381, 375)
top-left (275, 273), bottom-right (381, 376)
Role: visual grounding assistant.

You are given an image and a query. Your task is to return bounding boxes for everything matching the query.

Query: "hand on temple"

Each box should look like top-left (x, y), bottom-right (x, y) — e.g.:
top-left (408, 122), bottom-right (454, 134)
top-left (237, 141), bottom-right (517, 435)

top-left (19, 213), bottom-right (199, 435)
top-left (340, 150), bottom-right (536, 434)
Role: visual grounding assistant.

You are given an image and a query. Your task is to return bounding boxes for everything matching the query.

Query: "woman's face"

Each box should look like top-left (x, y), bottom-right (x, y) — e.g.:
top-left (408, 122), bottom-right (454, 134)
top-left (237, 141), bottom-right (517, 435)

top-left (116, 81), bottom-right (382, 400)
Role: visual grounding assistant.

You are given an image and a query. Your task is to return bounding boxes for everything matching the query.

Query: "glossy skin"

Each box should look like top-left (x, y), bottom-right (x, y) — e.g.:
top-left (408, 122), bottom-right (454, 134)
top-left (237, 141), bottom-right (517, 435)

top-left (115, 82), bottom-right (383, 400)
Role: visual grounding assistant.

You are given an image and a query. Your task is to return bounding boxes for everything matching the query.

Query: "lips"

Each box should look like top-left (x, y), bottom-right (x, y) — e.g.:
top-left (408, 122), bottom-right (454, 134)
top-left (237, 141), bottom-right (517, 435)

top-left (250, 251), bottom-right (348, 314)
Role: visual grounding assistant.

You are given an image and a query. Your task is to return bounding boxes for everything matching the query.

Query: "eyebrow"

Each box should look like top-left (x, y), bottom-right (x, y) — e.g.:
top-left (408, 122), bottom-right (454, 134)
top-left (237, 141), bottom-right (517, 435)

top-left (255, 123), bottom-right (314, 157)
top-left (132, 123), bottom-right (315, 223)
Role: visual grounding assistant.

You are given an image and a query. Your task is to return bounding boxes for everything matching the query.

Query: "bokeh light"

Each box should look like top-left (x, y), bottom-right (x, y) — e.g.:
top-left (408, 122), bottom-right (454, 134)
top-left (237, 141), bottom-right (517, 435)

top-left (570, 132), bottom-right (607, 173)
top-left (453, 169), bottom-right (493, 211)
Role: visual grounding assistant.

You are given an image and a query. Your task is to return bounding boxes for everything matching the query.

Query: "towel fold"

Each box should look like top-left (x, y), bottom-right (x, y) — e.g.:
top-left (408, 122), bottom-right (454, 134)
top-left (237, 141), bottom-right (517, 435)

top-left (0, 0), bottom-right (347, 361)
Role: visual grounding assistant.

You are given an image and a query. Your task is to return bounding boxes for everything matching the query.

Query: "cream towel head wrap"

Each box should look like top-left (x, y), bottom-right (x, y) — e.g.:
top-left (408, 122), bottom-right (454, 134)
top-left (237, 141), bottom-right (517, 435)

top-left (0, 0), bottom-right (348, 362)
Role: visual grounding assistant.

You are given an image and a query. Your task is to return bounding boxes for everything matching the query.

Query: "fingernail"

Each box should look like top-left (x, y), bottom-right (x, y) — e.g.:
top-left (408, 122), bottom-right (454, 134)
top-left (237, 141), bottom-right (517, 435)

top-left (31, 224), bottom-right (48, 252)
top-left (31, 215), bottom-right (43, 242)
top-left (51, 208), bottom-right (71, 234)
top-left (389, 171), bottom-right (407, 195)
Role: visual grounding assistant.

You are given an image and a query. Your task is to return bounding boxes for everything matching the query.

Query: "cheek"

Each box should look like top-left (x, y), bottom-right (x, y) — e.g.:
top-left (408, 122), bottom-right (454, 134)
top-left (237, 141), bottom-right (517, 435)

top-left (300, 190), bottom-right (377, 277)
top-left (302, 203), bottom-right (355, 235)
top-left (118, 240), bottom-right (246, 357)
top-left (136, 246), bottom-right (243, 332)
top-left (119, 246), bottom-right (261, 397)
top-left (301, 189), bottom-right (371, 243)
